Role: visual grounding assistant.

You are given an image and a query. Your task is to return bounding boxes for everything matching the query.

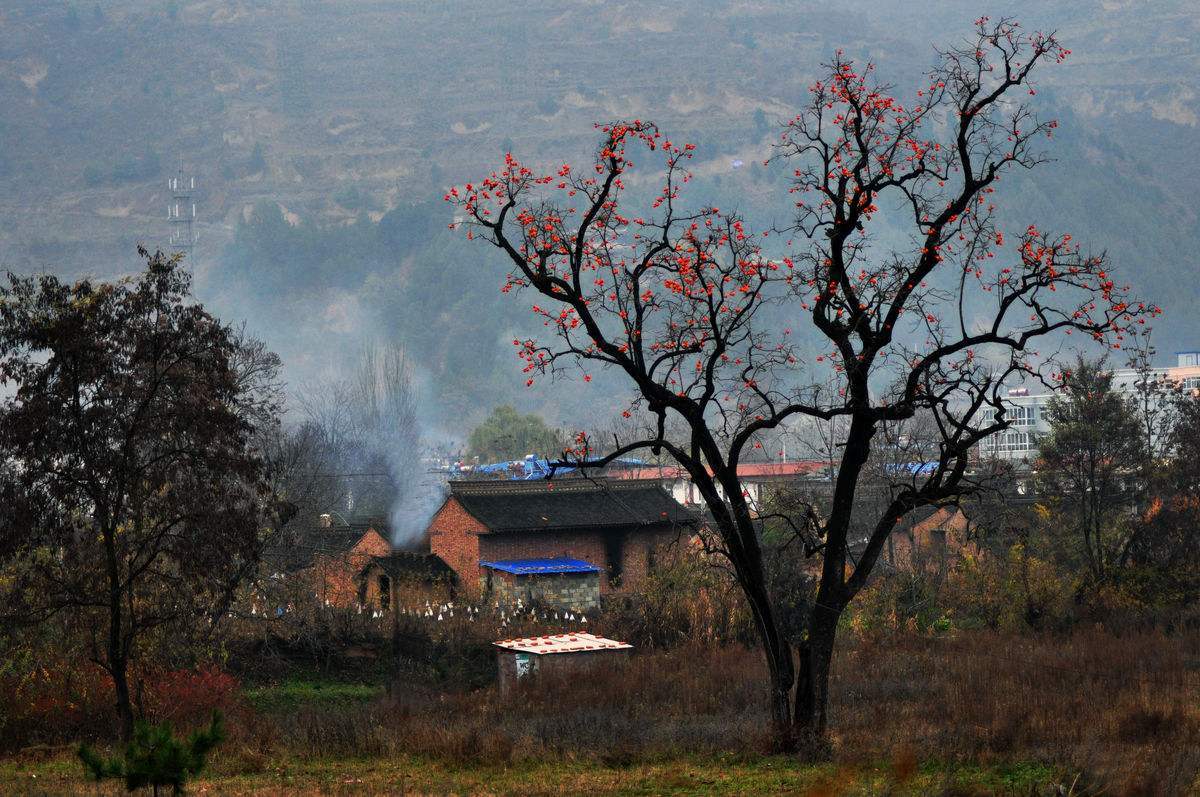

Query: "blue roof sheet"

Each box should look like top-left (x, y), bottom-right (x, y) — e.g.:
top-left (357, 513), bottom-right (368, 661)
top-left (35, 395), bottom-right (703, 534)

top-left (470, 455), bottom-right (647, 480)
top-left (884, 461), bottom-right (939, 476)
top-left (479, 557), bottom-right (601, 575)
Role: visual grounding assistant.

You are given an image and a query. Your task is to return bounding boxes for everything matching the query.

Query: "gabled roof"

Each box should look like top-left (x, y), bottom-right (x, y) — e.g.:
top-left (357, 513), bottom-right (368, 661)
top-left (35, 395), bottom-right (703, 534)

top-left (481, 557), bottom-right (601, 575)
top-left (446, 478), bottom-right (696, 534)
top-left (361, 551), bottom-right (453, 581)
top-left (493, 632), bottom-right (632, 655)
top-left (264, 523), bottom-right (387, 574)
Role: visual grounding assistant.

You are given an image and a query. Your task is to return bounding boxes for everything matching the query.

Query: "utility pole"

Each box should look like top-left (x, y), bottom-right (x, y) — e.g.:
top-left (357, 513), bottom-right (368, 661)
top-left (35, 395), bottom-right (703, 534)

top-left (167, 167), bottom-right (196, 253)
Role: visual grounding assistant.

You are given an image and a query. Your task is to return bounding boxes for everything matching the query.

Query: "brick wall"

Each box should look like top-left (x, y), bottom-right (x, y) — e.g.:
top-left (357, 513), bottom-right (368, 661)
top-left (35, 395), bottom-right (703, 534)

top-left (618, 526), bottom-right (680, 586)
top-left (483, 525), bottom-right (680, 591)
top-left (480, 531), bottom-right (612, 587)
top-left (310, 528), bottom-right (392, 608)
top-left (428, 495), bottom-right (688, 596)
top-left (428, 497), bottom-right (484, 589)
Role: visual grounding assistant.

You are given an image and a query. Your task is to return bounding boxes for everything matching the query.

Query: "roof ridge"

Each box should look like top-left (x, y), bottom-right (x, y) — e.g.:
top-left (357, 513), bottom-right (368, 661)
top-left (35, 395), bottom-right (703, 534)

top-left (450, 477), bottom-right (612, 495)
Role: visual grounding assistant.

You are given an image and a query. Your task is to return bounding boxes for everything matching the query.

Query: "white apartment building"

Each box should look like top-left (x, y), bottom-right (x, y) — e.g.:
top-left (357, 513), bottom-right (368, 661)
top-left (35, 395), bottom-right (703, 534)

top-left (979, 351), bottom-right (1200, 461)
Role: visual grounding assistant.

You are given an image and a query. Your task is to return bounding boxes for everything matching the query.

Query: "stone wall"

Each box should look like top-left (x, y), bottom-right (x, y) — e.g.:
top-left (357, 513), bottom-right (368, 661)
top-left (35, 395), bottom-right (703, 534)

top-left (481, 569), bottom-right (601, 612)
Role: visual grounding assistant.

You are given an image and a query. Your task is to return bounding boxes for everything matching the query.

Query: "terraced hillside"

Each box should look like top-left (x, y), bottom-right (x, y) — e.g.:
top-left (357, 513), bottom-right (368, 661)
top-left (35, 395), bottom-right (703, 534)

top-left (1, 1), bottom-right (1197, 422)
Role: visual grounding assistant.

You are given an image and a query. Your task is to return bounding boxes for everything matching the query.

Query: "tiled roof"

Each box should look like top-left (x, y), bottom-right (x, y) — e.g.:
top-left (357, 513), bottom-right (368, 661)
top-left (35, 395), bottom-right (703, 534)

top-left (493, 632), bottom-right (632, 655)
top-left (362, 551), bottom-right (453, 580)
top-left (480, 557), bottom-right (601, 575)
top-left (263, 523), bottom-right (385, 573)
top-left (448, 478), bottom-right (696, 533)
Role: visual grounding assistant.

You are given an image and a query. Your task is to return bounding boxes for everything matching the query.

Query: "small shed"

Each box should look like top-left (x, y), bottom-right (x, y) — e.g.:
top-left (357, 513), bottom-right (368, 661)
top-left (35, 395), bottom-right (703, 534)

top-left (493, 632), bottom-right (632, 696)
top-left (480, 557), bottom-right (601, 611)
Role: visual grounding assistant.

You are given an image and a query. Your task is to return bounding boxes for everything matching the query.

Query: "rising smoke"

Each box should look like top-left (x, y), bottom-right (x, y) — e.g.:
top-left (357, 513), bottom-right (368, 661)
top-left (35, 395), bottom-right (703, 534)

top-left (297, 341), bottom-right (446, 548)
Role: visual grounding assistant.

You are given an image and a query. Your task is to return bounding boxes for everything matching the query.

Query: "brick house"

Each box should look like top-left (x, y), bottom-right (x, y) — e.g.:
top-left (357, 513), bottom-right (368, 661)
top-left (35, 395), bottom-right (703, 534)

top-left (265, 514), bottom-right (392, 608)
top-left (885, 506), bottom-right (976, 573)
top-left (427, 478), bottom-right (696, 597)
top-left (358, 550), bottom-right (455, 612)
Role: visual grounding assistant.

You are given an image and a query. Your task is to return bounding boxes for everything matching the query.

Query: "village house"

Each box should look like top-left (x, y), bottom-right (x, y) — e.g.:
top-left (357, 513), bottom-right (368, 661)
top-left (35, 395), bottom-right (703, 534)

top-left (426, 478), bottom-right (697, 605)
top-left (884, 506), bottom-right (978, 573)
top-left (264, 514), bottom-right (392, 608)
top-left (358, 550), bottom-right (455, 612)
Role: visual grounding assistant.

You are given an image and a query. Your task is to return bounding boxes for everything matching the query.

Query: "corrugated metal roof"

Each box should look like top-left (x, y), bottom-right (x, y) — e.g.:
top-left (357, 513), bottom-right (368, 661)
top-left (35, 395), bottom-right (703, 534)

top-left (479, 557), bottom-right (601, 575)
top-left (493, 632), bottom-right (632, 655)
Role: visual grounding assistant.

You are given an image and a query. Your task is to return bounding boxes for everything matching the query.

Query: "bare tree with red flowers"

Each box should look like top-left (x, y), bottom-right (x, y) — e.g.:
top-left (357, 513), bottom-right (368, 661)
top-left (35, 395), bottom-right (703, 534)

top-left (447, 18), bottom-right (1158, 751)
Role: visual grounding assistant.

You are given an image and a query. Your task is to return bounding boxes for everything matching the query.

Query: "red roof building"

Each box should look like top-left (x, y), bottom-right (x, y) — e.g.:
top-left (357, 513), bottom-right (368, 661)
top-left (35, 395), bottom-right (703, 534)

top-left (607, 460), bottom-right (828, 508)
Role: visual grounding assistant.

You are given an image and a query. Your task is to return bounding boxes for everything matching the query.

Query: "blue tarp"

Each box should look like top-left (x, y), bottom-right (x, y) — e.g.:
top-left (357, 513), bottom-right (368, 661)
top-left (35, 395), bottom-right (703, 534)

top-left (480, 557), bottom-right (602, 575)
top-left (470, 455), bottom-right (646, 481)
top-left (885, 461), bottom-right (940, 476)
top-left (472, 457), bottom-right (570, 479)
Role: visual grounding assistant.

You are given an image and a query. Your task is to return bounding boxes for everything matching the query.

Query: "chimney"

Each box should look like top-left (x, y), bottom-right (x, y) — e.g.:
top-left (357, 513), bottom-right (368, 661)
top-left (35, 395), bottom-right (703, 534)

top-left (319, 513), bottom-right (332, 528)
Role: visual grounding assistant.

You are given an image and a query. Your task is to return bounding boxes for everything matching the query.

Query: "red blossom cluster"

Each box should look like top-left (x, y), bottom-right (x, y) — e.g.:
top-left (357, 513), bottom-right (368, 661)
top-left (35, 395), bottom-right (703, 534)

top-left (443, 17), bottom-right (1153, 484)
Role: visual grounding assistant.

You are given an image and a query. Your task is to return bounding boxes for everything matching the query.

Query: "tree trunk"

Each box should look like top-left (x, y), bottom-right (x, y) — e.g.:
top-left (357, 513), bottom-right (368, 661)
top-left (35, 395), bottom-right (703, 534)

top-left (740, 572), bottom-right (797, 752)
top-left (793, 602), bottom-right (839, 756)
top-left (764, 642), bottom-right (796, 752)
top-left (111, 647), bottom-right (134, 741)
top-left (105, 525), bottom-right (134, 741)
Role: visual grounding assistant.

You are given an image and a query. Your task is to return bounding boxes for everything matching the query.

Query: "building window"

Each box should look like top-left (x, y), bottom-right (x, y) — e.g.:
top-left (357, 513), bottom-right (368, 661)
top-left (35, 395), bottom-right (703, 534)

top-left (992, 430), bottom-right (1031, 453)
top-left (1009, 405), bottom-right (1035, 427)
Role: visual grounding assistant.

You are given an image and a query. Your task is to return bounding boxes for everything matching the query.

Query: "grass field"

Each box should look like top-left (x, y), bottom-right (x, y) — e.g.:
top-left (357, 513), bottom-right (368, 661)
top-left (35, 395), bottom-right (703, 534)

top-left (4, 630), bottom-right (1199, 795)
top-left (0, 752), bottom-right (1064, 796)
top-left (245, 677), bottom-right (386, 712)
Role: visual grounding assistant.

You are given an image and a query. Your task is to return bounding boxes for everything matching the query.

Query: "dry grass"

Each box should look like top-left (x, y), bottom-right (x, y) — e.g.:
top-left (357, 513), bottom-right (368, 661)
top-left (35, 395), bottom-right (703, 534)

top-left (830, 629), bottom-right (1200, 794)
top-left (4, 629), bottom-right (1199, 794)
top-left (221, 628), bottom-right (1200, 793)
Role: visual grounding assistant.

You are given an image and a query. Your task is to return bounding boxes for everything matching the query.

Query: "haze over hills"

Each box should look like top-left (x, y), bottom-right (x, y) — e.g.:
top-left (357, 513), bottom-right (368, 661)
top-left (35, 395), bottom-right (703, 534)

top-left (1, 0), bottom-right (1197, 430)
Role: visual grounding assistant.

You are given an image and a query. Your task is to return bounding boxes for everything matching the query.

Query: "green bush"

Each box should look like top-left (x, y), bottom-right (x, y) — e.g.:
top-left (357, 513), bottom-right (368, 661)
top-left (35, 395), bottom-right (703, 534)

top-left (78, 712), bottom-right (224, 795)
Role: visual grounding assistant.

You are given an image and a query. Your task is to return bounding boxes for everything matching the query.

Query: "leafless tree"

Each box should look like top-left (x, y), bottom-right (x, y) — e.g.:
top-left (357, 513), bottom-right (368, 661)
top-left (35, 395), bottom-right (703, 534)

top-left (448, 19), bottom-right (1157, 750)
top-left (296, 341), bottom-right (421, 521)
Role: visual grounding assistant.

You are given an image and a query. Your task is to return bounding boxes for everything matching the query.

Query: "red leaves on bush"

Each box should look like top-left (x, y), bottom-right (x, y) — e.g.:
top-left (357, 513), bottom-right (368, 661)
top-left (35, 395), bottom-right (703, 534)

top-left (142, 666), bottom-right (244, 728)
top-left (0, 663), bottom-right (245, 750)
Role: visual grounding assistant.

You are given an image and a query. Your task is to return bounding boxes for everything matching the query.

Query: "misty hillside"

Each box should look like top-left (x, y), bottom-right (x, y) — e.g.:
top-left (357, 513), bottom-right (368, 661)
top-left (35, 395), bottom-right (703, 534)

top-left (1, 0), bottom-right (1197, 428)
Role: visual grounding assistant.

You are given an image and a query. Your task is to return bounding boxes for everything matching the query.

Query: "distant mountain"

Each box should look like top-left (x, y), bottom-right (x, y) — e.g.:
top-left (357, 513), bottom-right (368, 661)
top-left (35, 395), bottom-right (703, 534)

top-left (1, 0), bottom-right (1196, 426)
